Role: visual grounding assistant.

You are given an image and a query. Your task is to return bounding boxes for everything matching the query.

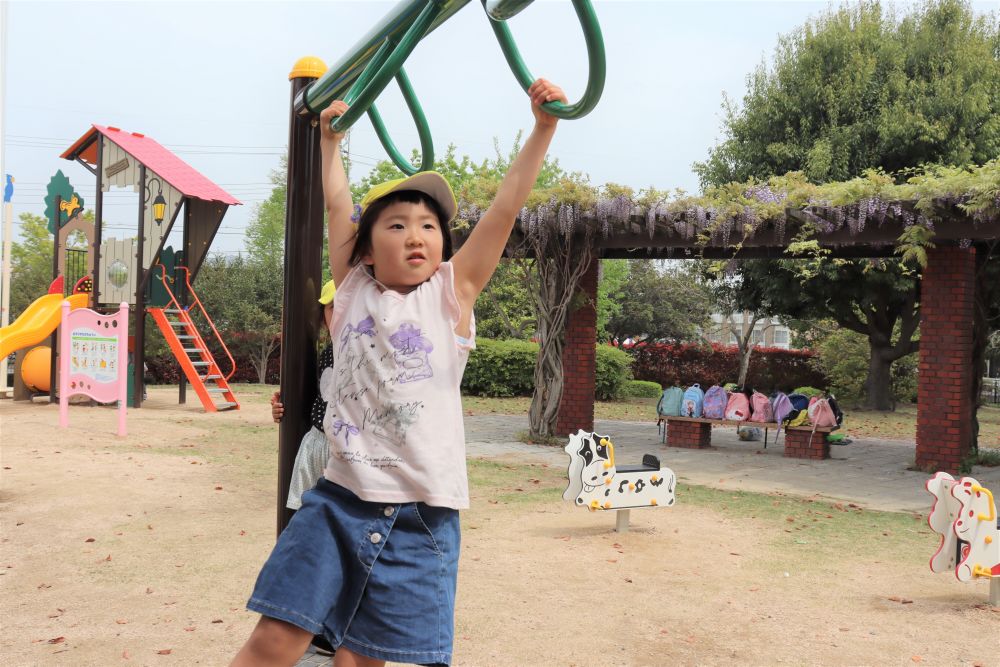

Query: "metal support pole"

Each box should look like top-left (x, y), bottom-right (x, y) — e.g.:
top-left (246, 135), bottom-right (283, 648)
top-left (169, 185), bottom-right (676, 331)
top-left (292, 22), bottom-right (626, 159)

top-left (133, 166), bottom-right (147, 408)
top-left (48, 196), bottom-right (61, 403)
top-left (615, 509), bottom-right (630, 533)
top-left (991, 577), bottom-right (999, 607)
top-left (277, 61), bottom-right (326, 535)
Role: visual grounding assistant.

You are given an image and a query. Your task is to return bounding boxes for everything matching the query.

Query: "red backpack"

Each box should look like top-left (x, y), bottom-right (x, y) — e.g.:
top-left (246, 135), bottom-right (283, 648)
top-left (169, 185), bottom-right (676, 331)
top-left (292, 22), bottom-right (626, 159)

top-left (748, 392), bottom-right (773, 422)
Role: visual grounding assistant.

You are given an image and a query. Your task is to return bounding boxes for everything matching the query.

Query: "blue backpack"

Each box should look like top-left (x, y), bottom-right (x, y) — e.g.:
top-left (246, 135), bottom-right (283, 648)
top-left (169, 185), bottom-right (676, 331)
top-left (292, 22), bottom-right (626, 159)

top-left (681, 384), bottom-right (705, 418)
top-left (657, 386), bottom-right (684, 417)
top-left (702, 385), bottom-right (728, 419)
top-left (788, 393), bottom-right (810, 412)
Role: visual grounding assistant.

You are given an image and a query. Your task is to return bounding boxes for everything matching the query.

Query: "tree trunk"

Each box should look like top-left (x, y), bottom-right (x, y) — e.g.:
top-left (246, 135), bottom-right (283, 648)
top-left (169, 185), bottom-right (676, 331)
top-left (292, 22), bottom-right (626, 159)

top-left (865, 346), bottom-right (894, 411)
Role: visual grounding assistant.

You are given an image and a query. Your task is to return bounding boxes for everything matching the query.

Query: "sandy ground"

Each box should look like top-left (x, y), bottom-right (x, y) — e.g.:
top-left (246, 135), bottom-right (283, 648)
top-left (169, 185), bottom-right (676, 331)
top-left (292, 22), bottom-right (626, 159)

top-left (2, 387), bottom-right (999, 667)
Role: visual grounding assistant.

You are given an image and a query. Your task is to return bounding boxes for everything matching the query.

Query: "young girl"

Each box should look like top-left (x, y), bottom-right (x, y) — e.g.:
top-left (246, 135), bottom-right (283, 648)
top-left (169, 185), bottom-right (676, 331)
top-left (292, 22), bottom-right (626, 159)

top-left (232, 77), bottom-right (566, 667)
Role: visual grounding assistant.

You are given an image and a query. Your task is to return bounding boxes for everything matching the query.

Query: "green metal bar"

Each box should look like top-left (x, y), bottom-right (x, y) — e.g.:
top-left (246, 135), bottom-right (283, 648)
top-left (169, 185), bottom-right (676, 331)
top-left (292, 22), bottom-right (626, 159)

top-left (483, 0), bottom-right (534, 21)
top-left (367, 67), bottom-right (434, 175)
top-left (329, 0), bottom-right (441, 134)
top-left (300, 0), bottom-right (471, 115)
top-left (486, 0), bottom-right (605, 119)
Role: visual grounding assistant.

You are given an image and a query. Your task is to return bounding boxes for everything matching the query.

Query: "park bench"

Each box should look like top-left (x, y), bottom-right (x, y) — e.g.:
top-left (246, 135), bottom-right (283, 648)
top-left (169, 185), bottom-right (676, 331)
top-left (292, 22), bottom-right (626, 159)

top-left (657, 415), bottom-right (839, 460)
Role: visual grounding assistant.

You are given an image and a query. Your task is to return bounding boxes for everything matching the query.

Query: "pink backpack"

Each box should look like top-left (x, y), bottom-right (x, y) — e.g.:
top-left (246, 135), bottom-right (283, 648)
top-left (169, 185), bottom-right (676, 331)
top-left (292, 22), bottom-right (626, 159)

top-left (748, 392), bottom-right (773, 422)
top-left (724, 392), bottom-right (750, 421)
top-left (808, 398), bottom-right (838, 428)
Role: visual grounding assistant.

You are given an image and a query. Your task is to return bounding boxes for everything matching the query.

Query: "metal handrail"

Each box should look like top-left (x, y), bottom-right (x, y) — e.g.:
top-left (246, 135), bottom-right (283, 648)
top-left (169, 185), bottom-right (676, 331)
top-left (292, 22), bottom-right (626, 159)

top-left (298, 0), bottom-right (606, 173)
top-left (153, 265), bottom-right (237, 382)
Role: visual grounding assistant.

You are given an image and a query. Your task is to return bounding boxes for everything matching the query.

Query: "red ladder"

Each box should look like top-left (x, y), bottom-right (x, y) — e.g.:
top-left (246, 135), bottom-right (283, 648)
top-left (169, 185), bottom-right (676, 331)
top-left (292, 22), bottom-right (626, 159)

top-left (148, 265), bottom-right (239, 412)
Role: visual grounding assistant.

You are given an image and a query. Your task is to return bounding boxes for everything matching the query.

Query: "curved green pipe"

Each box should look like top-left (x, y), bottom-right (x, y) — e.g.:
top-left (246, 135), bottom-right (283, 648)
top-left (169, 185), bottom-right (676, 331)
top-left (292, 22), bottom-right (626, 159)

top-left (487, 0), bottom-right (606, 119)
top-left (367, 67), bottom-right (435, 175)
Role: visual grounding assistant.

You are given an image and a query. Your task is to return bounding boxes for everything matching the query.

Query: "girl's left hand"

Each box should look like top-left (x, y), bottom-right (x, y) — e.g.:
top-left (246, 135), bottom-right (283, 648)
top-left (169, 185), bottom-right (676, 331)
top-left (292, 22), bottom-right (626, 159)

top-left (528, 78), bottom-right (567, 128)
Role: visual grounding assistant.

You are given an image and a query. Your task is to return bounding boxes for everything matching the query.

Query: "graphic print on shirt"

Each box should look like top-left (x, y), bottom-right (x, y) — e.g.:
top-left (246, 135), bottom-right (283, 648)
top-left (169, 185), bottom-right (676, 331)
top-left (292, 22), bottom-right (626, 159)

top-left (339, 314), bottom-right (376, 354)
top-left (324, 313), bottom-right (433, 461)
top-left (389, 322), bottom-right (434, 383)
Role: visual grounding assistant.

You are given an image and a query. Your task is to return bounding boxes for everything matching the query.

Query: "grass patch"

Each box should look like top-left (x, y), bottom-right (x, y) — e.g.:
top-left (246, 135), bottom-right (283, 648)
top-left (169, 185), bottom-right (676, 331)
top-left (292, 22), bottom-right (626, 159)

top-left (467, 459), bottom-right (565, 505)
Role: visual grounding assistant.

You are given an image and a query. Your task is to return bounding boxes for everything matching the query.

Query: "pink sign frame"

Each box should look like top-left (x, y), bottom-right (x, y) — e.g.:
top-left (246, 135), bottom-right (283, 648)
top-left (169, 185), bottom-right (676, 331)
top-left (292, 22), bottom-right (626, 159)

top-left (59, 301), bottom-right (129, 436)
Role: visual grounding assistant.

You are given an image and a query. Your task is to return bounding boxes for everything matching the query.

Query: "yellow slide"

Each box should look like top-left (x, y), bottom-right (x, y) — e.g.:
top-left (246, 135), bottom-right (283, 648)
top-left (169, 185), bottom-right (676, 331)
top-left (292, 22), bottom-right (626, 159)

top-left (0, 292), bottom-right (89, 358)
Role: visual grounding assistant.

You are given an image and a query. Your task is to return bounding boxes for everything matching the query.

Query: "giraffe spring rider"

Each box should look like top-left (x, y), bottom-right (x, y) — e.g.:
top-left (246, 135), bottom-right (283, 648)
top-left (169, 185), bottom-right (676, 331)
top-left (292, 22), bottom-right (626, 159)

top-left (926, 472), bottom-right (1000, 606)
top-left (564, 430), bottom-right (675, 532)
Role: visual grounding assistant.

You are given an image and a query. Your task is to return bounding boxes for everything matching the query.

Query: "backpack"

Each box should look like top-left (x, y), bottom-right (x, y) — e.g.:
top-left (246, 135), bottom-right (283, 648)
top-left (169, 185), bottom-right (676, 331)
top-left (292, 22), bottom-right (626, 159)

top-left (748, 391), bottom-right (773, 423)
top-left (787, 410), bottom-right (809, 428)
top-left (702, 385), bottom-right (728, 419)
top-left (724, 392), bottom-right (751, 421)
top-left (788, 393), bottom-right (810, 412)
top-left (770, 392), bottom-right (794, 425)
top-left (807, 398), bottom-right (838, 428)
top-left (827, 394), bottom-right (844, 426)
top-left (681, 384), bottom-right (705, 418)
top-left (657, 386), bottom-right (684, 417)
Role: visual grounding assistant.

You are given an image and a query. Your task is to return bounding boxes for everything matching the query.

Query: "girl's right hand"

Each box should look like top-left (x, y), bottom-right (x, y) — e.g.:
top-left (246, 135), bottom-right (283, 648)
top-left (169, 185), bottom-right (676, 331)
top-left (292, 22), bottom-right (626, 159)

top-left (319, 101), bottom-right (350, 143)
top-left (270, 391), bottom-right (284, 423)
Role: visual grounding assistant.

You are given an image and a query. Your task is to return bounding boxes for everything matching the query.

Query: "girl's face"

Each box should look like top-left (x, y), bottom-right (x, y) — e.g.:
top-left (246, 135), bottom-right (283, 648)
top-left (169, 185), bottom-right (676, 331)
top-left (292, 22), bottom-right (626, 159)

top-left (362, 200), bottom-right (444, 293)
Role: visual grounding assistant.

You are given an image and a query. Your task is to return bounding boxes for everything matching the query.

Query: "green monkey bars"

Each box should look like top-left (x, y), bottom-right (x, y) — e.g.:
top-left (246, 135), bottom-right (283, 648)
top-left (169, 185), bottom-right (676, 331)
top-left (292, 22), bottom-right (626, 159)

top-left (295, 0), bottom-right (606, 175)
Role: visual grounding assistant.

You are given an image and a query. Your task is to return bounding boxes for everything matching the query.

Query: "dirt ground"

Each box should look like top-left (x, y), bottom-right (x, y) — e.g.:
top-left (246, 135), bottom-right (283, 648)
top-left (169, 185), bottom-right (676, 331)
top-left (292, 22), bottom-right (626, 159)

top-left (2, 387), bottom-right (998, 666)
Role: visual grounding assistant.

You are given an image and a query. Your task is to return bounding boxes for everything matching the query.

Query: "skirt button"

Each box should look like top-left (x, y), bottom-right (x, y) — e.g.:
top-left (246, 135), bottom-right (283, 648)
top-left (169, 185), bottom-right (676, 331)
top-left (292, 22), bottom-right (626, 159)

top-left (383, 506), bottom-right (395, 517)
top-left (370, 532), bottom-right (382, 544)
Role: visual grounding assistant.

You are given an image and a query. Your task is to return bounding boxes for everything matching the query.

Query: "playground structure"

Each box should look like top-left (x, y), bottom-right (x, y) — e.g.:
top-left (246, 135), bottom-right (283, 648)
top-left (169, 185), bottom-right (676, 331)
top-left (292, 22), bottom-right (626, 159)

top-left (563, 430), bottom-right (675, 532)
top-left (274, 0), bottom-right (607, 532)
top-left (0, 126), bottom-right (241, 412)
top-left (926, 472), bottom-right (1000, 606)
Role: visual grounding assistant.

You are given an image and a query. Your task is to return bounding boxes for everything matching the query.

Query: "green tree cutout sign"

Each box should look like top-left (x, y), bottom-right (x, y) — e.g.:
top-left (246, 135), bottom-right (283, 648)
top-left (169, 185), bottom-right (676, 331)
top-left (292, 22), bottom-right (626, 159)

top-left (44, 170), bottom-right (86, 234)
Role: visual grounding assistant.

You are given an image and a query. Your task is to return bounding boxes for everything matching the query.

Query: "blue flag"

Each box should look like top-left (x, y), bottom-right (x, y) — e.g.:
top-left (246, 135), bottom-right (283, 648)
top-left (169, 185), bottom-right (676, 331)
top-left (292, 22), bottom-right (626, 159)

top-left (3, 174), bottom-right (13, 203)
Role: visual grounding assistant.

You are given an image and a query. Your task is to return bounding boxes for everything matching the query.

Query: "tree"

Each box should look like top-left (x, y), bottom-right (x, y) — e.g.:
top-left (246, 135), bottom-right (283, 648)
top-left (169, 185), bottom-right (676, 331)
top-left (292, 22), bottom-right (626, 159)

top-left (695, 0), bottom-right (1000, 410)
top-left (244, 157), bottom-right (287, 263)
top-left (9, 212), bottom-right (54, 318)
top-left (193, 255), bottom-right (283, 383)
top-left (603, 260), bottom-right (712, 345)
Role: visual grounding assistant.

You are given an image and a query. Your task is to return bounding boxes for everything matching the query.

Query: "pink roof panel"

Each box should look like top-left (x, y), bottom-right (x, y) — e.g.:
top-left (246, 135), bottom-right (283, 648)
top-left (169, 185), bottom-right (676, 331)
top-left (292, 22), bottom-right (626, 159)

top-left (61, 125), bottom-right (241, 206)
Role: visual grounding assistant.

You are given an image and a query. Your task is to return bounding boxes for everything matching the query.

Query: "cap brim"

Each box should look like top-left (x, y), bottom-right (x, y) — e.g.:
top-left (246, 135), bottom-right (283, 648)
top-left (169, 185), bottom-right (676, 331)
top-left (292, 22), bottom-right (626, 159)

top-left (383, 172), bottom-right (457, 222)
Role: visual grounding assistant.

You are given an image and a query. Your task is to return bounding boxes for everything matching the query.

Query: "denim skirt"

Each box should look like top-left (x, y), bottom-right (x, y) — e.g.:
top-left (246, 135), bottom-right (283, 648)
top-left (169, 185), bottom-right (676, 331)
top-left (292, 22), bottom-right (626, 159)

top-left (247, 478), bottom-right (460, 666)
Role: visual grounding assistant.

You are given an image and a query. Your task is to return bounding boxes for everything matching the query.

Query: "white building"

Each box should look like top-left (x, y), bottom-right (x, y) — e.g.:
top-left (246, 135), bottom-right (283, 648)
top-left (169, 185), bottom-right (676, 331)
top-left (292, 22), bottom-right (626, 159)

top-left (705, 312), bottom-right (793, 349)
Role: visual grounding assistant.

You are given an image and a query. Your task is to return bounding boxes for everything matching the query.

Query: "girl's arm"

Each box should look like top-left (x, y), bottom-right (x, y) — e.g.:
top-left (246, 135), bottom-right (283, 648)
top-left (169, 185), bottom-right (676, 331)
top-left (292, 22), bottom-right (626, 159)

top-left (451, 79), bottom-right (567, 308)
top-left (320, 102), bottom-right (355, 287)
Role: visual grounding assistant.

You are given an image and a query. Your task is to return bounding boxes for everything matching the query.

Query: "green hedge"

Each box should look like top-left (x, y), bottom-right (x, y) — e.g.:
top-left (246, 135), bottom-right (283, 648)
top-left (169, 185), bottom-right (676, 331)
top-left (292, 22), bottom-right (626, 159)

top-left (462, 338), bottom-right (633, 400)
top-left (624, 380), bottom-right (662, 398)
top-left (595, 345), bottom-right (633, 400)
top-left (462, 338), bottom-right (537, 397)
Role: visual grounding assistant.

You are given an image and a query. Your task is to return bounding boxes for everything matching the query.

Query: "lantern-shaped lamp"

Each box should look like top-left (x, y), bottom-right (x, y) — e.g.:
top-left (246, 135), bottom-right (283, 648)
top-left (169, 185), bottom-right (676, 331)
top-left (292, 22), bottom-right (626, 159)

top-left (152, 191), bottom-right (167, 224)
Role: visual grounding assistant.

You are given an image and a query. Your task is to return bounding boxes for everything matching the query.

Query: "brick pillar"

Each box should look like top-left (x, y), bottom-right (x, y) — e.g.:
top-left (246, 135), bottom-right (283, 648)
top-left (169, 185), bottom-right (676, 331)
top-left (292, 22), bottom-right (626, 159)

top-left (916, 246), bottom-right (976, 473)
top-left (556, 258), bottom-right (599, 436)
top-left (666, 419), bottom-right (712, 449)
top-left (783, 429), bottom-right (830, 460)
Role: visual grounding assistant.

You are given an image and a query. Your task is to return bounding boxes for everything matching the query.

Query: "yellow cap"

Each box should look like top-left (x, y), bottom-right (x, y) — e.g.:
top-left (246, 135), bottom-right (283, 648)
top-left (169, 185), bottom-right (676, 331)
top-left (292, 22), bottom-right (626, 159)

top-left (289, 56), bottom-right (327, 81)
top-left (318, 279), bottom-right (336, 305)
top-left (359, 171), bottom-right (457, 224)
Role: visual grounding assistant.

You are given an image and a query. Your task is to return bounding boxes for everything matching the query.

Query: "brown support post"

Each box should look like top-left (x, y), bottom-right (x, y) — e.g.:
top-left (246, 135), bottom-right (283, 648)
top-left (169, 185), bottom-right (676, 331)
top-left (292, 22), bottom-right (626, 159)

top-left (133, 166), bottom-right (147, 409)
top-left (92, 135), bottom-right (104, 308)
top-left (916, 246), bottom-right (976, 473)
top-left (277, 61), bottom-right (326, 535)
top-left (48, 196), bottom-right (62, 402)
top-left (556, 257), bottom-right (599, 436)
top-left (179, 202), bottom-right (190, 405)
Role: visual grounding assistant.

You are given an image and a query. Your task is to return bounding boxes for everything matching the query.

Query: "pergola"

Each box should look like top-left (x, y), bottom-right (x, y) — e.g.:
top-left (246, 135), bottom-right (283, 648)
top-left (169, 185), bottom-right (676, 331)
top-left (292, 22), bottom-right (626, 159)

top-left (546, 198), bottom-right (1000, 474)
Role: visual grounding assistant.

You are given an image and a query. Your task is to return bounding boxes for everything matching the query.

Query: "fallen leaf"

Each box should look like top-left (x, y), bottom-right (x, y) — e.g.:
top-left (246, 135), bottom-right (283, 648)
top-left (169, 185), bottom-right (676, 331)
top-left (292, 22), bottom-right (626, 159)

top-left (183, 627), bottom-right (195, 632)
top-left (84, 538), bottom-right (95, 543)
top-left (122, 649), bottom-right (130, 659)
top-left (147, 525), bottom-right (153, 530)
top-left (911, 656), bottom-right (922, 663)
top-left (116, 619), bottom-right (128, 625)
top-left (239, 530), bottom-right (246, 536)
top-left (48, 637), bottom-right (66, 644)
top-left (211, 619), bottom-right (223, 624)
top-left (145, 588), bottom-right (154, 594)
top-left (37, 583), bottom-right (51, 589)
top-left (156, 649), bottom-right (172, 655)
top-left (214, 486), bottom-right (223, 491)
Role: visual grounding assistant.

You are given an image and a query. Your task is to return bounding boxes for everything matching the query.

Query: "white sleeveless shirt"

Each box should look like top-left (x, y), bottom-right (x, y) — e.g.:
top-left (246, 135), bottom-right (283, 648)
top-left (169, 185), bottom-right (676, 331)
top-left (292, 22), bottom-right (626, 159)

top-left (321, 262), bottom-right (474, 509)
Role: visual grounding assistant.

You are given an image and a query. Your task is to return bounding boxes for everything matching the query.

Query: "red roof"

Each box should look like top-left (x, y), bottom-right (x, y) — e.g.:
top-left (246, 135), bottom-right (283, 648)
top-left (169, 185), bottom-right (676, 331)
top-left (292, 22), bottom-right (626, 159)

top-left (61, 125), bottom-right (240, 206)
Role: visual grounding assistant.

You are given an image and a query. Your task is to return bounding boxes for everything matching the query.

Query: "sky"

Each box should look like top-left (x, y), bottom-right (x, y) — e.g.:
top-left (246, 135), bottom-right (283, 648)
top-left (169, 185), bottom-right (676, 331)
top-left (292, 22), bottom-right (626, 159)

top-left (2, 0), bottom-right (995, 257)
